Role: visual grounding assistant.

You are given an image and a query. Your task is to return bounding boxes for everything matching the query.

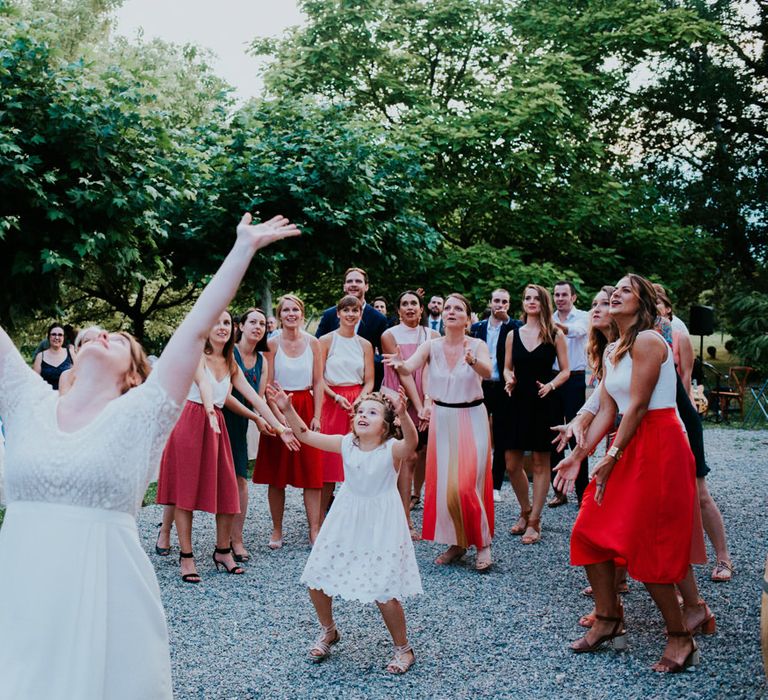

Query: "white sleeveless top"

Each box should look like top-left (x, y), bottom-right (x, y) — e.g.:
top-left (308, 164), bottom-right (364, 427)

top-left (275, 336), bottom-right (314, 390)
top-left (389, 323), bottom-right (429, 346)
top-left (187, 364), bottom-right (231, 408)
top-left (604, 331), bottom-right (676, 414)
top-left (324, 332), bottom-right (364, 386)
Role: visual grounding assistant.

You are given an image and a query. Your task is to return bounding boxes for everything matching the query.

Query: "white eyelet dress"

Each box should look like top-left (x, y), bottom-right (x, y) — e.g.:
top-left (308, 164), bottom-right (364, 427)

top-left (301, 435), bottom-right (422, 603)
top-left (0, 351), bottom-right (182, 700)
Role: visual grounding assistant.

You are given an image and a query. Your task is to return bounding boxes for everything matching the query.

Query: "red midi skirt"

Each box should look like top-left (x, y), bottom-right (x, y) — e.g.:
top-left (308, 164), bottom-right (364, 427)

top-left (319, 384), bottom-right (362, 482)
top-left (570, 407), bottom-right (705, 584)
top-left (156, 401), bottom-right (240, 514)
top-left (252, 389), bottom-right (323, 489)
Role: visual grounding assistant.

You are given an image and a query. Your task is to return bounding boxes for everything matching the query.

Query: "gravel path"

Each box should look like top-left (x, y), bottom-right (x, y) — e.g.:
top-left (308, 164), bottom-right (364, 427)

top-left (139, 428), bottom-right (768, 699)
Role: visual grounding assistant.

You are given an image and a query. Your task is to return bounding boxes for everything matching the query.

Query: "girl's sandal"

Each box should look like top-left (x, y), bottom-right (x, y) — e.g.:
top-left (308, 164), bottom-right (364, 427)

top-left (308, 623), bottom-right (340, 663)
top-left (386, 644), bottom-right (415, 674)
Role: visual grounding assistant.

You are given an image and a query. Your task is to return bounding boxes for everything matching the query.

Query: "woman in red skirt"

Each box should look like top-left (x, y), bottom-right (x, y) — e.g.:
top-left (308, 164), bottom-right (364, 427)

top-left (554, 274), bottom-right (706, 674)
top-left (157, 311), bottom-right (299, 582)
top-left (253, 295), bottom-right (324, 547)
top-left (317, 295), bottom-right (374, 514)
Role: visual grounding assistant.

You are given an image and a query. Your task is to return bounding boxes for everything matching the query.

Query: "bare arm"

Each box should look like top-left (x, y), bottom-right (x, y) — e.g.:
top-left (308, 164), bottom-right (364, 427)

top-left (310, 336), bottom-right (323, 430)
top-left (503, 332), bottom-right (516, 395)
top-left (361, 338), bottom-right (374, 395)
top-left (538, 332), bottom-right (570, 398)
top-left (32, 351), bottom-right (42, 375)
top-left (381, 330), bottom-right (423, 412)
top-left (465, 338), bottom-right (492, 380)
top-left (391, 388), bottom-right (419, 461)
top-left (677, 331), bottom-right (694, 399)
top-left (383, 339), bottom-right (431, 375)
top-left (152, 213), bottom-right (300, 405)
top-left (267, 383), bottom-right (343, 453)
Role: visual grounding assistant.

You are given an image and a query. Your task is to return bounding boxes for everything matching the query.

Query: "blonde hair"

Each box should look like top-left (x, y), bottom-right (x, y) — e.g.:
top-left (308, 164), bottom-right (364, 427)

top-left (521, 284), bottom-right (558, 346)
top-left (276, 294), bottom-right (305, 324)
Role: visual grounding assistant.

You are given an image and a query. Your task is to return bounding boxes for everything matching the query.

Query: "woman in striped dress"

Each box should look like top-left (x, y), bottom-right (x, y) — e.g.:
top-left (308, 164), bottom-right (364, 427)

top-left (384, 293), bottom-right (494, 571)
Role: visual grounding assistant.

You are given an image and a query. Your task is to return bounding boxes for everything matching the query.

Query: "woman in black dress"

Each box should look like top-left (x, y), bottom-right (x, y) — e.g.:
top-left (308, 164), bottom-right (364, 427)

top-left (503, 284), bottom-right (569, 544)
top-left (32, 323), bottom-right (73, 390)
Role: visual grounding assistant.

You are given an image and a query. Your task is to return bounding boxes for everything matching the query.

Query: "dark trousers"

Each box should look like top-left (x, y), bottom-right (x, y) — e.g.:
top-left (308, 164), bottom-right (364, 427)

top-left (550, 372), bottom-right (589, 502)
top-left (675, 372), bottom-right (709, 477)
top-left (482, 380), bottom-right (508, 490)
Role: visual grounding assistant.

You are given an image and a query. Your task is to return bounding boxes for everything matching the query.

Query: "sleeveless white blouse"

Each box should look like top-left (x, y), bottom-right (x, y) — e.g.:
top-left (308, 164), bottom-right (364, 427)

top-left (187, 364), bottom-right (231, 408)
top-left (275, 336), bottom-right (314, 390)
top-left (324, 333), bottom-right (364, 386)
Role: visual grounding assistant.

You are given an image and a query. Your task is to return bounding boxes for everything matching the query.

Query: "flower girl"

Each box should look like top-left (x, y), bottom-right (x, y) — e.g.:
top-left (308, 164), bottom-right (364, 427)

top-left (267, 383), bottom-right (422, 674)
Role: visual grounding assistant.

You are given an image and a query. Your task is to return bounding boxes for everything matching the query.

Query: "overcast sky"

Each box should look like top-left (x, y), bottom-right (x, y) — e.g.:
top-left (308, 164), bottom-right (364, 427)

top-left (113, 0), bottom-right (305, 101)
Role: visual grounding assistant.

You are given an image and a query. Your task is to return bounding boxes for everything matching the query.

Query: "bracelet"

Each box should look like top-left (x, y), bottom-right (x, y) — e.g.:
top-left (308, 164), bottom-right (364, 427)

top-left (276, 424), bottom-right (287, 435)
top-left (549, 383), bottom-right (555, 392)
top-left (607, 445), bottom-right (623, 460)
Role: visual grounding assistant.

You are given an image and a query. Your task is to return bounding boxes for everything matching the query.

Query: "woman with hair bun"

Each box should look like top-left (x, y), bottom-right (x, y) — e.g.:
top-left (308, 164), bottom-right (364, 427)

top-left (385, 293), bottom-right (494, 572)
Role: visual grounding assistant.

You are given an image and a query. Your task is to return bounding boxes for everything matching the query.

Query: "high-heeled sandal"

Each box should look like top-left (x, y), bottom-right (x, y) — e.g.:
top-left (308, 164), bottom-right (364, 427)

top-left (155, 524), bottom-right (171, 556)
top-left (179, 551), bottom-right (200, 584)
top-left (510, 507), bottom-right (532, 535)
top-left (571, 603), bottom-right (627, 653)
top-left (684, 600), bottom-right (716, 636)
top-left (308, 623), bottom-right (340, 662)
top-left (212, 547), bottom-right (245, 575)
top-left (230, 541), bottom-right (250, 563)
top-left (521, 517), bottom-right (541, 545)
top-left (652, 631), bottom-right (700, 673)
top-left (386, 643), bottom-right (415, 674)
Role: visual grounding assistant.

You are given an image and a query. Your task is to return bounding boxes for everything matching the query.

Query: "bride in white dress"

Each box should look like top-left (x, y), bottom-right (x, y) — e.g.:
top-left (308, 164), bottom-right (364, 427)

top-left (0, 213), bottom-right (300, 700)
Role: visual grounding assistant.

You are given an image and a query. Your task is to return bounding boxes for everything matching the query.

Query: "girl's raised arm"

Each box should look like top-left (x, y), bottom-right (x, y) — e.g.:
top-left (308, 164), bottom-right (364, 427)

top-left (153, 214), bottom-right (299, 405)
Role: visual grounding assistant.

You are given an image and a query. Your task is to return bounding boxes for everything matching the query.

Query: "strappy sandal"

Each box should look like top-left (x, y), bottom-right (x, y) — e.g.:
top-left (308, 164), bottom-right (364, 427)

top-left (308, 623), bottom-right (340, 663)
top-left (571, 606), bottom-right (627, 653)
top-left (410, 494), bottom-right (421, 510)
top-left (521, 517), bottom-right (541, 545)
top-left (475, 546), bottom-right (492, 573)
top-left (212, 547), bottom-right (245, 575)
top-left (510, 507), bottom-right (532, 536)
top-left (179, 551), bottom-right (201, 584)
top-left (710, 560), bottom-right (734, 582)
top-left (155, 524), bottom-right (171, 556)
top-left (652, 632), bottom-right (699, 673)
top-left (684, 600), bottom-right (716, 636)
top-left (434, 546), bottom-right (466, 565)
top-left (386, 643), bottom-right (415, 674)
top-left (230, 541), bottom-right (250, 563)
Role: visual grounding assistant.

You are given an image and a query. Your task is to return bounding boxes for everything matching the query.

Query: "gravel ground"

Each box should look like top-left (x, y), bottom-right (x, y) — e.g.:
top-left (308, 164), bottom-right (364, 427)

top-left (139, 428), bottom-right (768, 699)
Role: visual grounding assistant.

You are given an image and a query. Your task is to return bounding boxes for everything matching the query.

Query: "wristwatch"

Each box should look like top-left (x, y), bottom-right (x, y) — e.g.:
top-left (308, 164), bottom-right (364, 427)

top-left (607, 445), bottom-right (623, 460)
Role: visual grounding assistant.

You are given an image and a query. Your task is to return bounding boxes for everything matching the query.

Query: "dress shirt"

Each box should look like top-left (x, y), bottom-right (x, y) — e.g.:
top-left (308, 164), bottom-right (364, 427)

top-left (485, 317), bottom-right (505, 381)
top-left (552, 307), bottom-right (589, 371)
top-left (428, 317), bottom-right (441, 332)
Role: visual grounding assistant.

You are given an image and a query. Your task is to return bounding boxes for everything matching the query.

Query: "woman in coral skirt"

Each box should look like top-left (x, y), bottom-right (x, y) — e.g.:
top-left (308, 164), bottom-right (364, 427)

top-left (554, 274), bottom-right (707, 674)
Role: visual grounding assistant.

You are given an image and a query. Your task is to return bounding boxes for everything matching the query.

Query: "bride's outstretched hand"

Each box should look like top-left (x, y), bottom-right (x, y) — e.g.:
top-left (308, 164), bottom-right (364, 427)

top-left (236, 213), bottom-right (301, 250)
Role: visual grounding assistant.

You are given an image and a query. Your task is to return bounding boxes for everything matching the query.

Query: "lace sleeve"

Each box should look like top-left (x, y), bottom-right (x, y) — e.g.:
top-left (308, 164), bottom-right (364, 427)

top-left (120, 373), bottom-right (183, 485)
top-left (0, 351), bottom-right (54, 427)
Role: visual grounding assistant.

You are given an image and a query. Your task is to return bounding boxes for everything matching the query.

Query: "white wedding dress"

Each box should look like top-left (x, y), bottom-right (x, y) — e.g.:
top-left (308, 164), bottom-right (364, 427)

top-left (0, 351), bottom-right (182, 700)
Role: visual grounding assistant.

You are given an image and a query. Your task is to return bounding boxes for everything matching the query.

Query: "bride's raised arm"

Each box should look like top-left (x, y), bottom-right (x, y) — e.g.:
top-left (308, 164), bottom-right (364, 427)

top-left (153, 213), bottom-right (300, 405)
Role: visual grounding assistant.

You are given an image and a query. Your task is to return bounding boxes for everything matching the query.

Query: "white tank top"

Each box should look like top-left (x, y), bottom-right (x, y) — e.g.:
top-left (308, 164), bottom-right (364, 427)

top-left (324, 332), bottom-right (364, 386)
top-left (604, 331), bottom-right (676, 414)
top-left (389, 323), bottom-right (429, 346)
top-left (187, 364), bottom-right (231, 408)
top-left (274, 336), bottom-right (314, 390)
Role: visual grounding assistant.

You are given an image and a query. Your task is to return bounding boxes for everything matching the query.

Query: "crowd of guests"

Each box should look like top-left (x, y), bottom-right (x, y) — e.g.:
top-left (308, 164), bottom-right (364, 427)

top-left (0, 237), bottom-right (737, 694)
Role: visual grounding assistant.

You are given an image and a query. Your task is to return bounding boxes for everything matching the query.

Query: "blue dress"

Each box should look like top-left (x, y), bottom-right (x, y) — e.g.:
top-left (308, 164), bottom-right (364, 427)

top-left (222, 347), bottom-right (263, 478)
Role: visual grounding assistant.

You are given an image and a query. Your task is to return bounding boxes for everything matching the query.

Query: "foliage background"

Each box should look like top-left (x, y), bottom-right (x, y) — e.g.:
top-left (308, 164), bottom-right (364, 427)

top-left (0, 0), bottom-right (765, 368)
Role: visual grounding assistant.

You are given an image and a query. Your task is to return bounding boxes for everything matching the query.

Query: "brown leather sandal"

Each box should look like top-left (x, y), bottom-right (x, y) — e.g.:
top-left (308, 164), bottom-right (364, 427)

top-left (521, 517), bottom-right (541, 544)
top-left (510, 507), bottom-right (532, 535)
top-left (571, 608), bottom-right (627, 653)
top-left (652, 631), bottom-right (699, 673)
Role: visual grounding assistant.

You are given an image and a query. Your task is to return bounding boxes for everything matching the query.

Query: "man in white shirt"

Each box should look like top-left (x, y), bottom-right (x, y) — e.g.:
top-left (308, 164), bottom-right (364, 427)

top-left (549, 280), bottom-right (590, 506)
top-left (470, 289), bottom-right (520, 502)
top-left (427, 295), bottom-right (445, 335)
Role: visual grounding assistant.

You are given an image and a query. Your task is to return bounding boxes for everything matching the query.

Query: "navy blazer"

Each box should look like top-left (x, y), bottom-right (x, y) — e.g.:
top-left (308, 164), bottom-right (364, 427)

top-left (470, 318), bottom-right (522, 380)
top-left (315, 302), bottom-right (389, 355)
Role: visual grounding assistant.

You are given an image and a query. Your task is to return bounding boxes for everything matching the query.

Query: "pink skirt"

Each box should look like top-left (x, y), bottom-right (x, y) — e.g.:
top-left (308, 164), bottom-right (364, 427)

top-left (319, 384), bottom-right (362, 482)
top-left (252, 389), bottom-right (323, 489)
top-left (156, 401), bottom-right (240, 514)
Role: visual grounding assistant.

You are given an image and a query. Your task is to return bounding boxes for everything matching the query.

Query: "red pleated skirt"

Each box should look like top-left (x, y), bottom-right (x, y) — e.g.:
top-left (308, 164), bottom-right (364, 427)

top-left (252, 389), bottom-right (323, 489)
top-left (570, 407), bottom-right (705, 584)
top-left (156, 401), bottom-right (240, 514)
top-left (319, 384), bottom-right (362, 482)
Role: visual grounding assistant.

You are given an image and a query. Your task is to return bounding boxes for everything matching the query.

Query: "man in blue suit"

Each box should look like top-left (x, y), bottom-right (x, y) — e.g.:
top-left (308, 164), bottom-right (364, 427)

top-left (315, 267), bottom-right (388, 388)
top-left (471, 289), bottom-right (521, 502)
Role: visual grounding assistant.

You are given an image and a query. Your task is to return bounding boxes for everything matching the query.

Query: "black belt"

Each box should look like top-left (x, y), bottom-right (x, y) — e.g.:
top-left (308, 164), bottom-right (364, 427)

top-left (570, 370), bottom-right (586, 376)
top-left (433, 398), bottom-right (485, 409)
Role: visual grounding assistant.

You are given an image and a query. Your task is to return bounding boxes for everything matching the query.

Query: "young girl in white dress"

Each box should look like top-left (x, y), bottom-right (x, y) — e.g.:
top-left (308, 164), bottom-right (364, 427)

top-left (268, 383), bottom-right (422, 674)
